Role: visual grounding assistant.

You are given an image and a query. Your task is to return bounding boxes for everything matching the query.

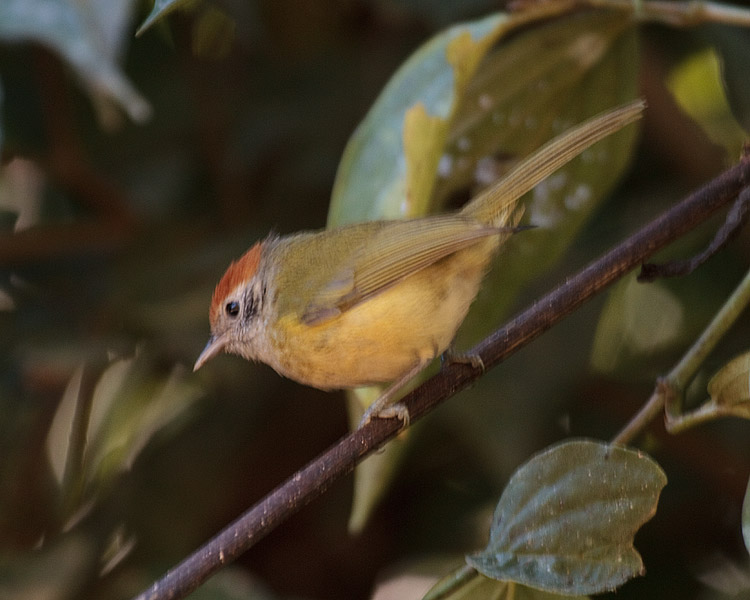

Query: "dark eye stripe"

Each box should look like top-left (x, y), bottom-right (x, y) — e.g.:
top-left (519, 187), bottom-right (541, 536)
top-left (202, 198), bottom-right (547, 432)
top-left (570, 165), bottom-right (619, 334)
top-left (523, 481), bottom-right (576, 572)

top-left (244, 292), bottom-right (257, 321)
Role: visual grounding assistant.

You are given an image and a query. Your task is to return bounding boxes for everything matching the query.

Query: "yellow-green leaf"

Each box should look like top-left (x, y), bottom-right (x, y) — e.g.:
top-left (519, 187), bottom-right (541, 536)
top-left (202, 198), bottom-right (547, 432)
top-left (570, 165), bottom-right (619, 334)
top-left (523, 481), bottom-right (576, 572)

top-left (706, 351), bottom-right (750, 418)
top-left (667, 47), bottom-right (747, 159)
top-left (591, 274), bottom-right (684, 374)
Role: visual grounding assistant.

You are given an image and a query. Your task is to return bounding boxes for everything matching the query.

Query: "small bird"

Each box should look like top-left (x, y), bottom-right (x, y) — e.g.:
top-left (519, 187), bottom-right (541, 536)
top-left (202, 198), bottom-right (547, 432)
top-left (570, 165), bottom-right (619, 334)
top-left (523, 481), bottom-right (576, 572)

top-left (195, 100), bottom-right (644, 426)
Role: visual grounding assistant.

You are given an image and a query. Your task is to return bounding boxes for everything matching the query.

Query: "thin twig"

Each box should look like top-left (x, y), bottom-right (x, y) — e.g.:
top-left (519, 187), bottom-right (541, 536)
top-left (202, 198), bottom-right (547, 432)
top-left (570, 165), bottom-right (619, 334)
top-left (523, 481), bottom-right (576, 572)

top-left (133, 158), bottom-right (750, 600)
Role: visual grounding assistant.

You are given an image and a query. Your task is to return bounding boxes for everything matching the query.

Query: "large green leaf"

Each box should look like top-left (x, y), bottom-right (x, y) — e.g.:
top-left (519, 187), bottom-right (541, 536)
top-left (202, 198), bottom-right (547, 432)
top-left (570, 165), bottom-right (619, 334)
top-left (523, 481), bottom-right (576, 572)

top-left (328, 11), bottom-right (510, 225)
top-left (334, 5), bottom-right (640, 531)
top-left (454, 12), bottom-right (639, 341)
top-left (466, 440), bottom-right (666, 595)
top-left (0, 0), bottom-right (151, 125)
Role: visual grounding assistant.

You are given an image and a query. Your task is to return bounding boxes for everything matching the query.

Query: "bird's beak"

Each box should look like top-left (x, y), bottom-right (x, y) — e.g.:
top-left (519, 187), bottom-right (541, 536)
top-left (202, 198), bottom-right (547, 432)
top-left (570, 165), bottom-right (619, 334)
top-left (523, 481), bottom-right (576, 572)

top-left (194, 334), bottom-right (227, 371)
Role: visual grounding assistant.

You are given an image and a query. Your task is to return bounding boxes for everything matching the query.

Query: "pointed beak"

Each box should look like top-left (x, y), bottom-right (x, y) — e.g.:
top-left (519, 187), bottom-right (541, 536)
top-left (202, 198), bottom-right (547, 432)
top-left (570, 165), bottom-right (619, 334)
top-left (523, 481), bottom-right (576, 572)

top-left (194, 334), bottom-right (227, 371)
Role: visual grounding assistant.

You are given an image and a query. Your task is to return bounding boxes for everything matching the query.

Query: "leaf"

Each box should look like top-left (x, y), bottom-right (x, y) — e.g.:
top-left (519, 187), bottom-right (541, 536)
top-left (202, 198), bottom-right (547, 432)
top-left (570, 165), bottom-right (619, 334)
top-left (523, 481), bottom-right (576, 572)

top-left (137, 0), bottom-right (194, 37)
top-left (701, 26), bottom-right (750, 135)
top-left (332, 4), bottom-right (640, 531)
top-left (328, 11), bottom-right (510, 226)
top-left (590, 273), bottom-right (684, 374)
top-left (46, 354), bottom-right (203, 518)
top-left (667, 47), bottom-right (747, 159)
top-left (0, 0), bottom-right (151, 124)
top-left (466, 440), bottom-right (666, 595)
top-left (454, 12), bottom-right (640, 341)
top-left (705, 351), bottom-right (750, 419)
top-left (84, 357), bottom-right (203, 489)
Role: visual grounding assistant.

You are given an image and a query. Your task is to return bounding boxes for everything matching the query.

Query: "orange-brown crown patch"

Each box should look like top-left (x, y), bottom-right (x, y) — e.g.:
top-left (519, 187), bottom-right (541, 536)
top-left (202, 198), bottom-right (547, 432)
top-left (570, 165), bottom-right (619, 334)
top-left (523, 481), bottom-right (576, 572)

top-left (209, 242), bottom-right (263, 323)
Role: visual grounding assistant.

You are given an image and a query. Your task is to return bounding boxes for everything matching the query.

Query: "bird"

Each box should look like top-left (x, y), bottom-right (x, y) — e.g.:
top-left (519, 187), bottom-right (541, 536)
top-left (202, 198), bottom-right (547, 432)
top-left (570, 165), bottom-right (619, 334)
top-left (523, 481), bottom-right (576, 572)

top-left (194, 100), bottom-right (644, 427)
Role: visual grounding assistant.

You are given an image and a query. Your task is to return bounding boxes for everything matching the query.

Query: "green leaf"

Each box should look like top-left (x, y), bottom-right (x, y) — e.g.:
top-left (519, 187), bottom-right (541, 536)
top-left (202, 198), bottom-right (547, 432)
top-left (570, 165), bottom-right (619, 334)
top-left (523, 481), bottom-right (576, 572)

top-left (0, 0), bottom-right (151, 124)
top-left (46, 354), bottom-right (203, 520)
top-left (705, 351), bottom-right (750, 419)
top-left (667, 47), bottom-right (747, 159)
top-left (467, 440), bottom-right (666, 595)
top-left (136, 0), bottom-right (195, 37)
top-left (334, 4), bottom-right (640, 531)
top-left (328, 11), bottom-right (510, 226)
top-left (590, 273), bottom-right (685, 374)
top-left (702, 26), bottom-right (750, 135)
top-left (455, 12), bottom-right (639, 341)
top-left (84, 357), bottom-right (203, 490)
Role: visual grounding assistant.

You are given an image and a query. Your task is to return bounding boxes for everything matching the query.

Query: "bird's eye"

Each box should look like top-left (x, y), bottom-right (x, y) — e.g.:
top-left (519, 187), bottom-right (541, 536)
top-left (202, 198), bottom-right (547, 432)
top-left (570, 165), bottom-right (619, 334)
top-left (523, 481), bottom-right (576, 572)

top-left (225, 301), bottom-right (240, 317)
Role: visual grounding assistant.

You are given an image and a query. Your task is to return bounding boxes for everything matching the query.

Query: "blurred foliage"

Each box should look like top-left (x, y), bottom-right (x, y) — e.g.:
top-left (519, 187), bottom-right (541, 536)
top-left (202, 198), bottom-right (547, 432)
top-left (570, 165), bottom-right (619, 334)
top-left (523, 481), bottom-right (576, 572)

top-left (2, 0), bottom-right (750, 599)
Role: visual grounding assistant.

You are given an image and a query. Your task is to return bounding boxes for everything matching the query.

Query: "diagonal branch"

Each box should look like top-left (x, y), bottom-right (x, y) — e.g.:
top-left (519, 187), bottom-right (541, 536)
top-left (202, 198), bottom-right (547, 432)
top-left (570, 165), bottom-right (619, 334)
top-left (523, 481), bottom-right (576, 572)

top-left (134, 156), bottom-right (750, 600)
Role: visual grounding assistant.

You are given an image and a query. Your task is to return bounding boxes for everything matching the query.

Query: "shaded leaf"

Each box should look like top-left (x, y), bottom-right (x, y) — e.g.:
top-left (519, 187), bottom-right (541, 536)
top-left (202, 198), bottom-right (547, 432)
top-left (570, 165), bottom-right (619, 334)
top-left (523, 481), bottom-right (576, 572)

top-left (467, 440), bottom-right (666, 595)
top-left (454, 12), bottom-right (640, 341)
top-left (590, 274), bottom-right (684, 374)
top-left (706, 351), bottom-right (750, 419)
top-left (84, 357), bottom-right (203, 489)
top-left (702, 25), bottom-right (750, 134)
top-left (0, 0), bottom-right (151, 124)
top-left (46, 366), bottom-right (85, 486)
top-left (667, 47), bottom-right (746, 158)
top-left (46, 354), bottom-right (203, 517)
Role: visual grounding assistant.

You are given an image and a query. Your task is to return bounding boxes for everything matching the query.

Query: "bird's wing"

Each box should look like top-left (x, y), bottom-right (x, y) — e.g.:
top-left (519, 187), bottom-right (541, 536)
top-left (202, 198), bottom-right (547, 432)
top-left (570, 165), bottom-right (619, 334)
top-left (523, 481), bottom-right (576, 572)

top-left (301, 216), bottom-right (498, 325)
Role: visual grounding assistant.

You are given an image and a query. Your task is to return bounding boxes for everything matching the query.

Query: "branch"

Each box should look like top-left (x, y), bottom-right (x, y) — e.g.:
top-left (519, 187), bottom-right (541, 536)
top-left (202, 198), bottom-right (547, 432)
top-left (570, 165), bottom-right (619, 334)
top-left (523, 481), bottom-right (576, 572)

top-left (133, 157), bottom-right (750, 600)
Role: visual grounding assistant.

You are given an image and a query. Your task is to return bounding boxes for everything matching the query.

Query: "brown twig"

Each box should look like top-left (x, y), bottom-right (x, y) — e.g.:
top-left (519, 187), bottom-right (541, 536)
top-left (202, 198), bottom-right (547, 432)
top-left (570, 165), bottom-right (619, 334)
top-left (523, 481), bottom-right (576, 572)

top-left (133, 157), bottom-right (750, 600)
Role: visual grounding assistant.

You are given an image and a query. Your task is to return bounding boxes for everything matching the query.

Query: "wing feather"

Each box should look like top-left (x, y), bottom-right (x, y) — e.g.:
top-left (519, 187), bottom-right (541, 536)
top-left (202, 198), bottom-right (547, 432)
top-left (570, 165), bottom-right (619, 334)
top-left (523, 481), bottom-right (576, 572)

top-left (301, 216), bottom-right (498, 325)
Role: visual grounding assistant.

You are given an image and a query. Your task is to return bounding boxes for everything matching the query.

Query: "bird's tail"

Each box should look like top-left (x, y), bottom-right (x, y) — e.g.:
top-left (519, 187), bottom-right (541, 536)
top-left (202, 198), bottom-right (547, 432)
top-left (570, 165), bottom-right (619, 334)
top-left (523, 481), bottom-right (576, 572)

top-left (460, 99), bottom-right (645, 227)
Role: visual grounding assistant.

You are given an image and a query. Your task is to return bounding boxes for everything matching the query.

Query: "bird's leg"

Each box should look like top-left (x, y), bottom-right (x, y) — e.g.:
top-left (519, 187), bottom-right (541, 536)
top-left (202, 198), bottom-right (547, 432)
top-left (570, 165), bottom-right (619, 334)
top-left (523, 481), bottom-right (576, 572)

top-left (358, 360), bottom-right (428, 428)
top-left (440, 342), bottom-right (485, 372)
